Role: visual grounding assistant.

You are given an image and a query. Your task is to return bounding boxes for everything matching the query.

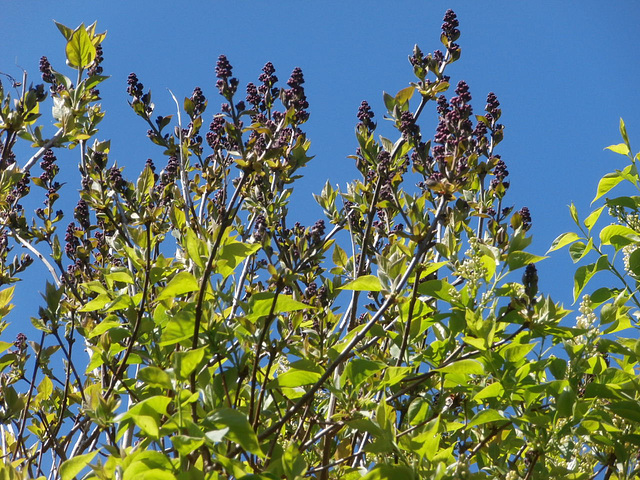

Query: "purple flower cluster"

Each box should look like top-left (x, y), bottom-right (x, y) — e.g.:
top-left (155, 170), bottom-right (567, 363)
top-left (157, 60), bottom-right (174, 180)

top-left (308, 219), bottom-right (325, 244)
top-left (206, 116), bottom-right (228, 151)
top-left (519, 207), bottom-right (532, 230)
top-left (441, 9), bottom-right (460, 41)
top-left (87, 44), bottom-right (104, 77)
top-left (127, 73), bottom-right (144, 98)
top-left (215, 55), bottom-right (239, 98)
top-left (399, 111), bottom-right (420, 140)
top-left (108, 166), bottom-right (127, 192)
top-left (190, 87), bottom-right (207, 117)
top-left (40, 149), bottom-right (59, 183)
top-left (283, 67), bottom-right (309, 123)
top-left (74, 199), bottom-right (90, 230)
top-left (64, 222), bottom-right (82, 258)
top-left (39, 56), bottom-right (56, 85)
top-left (356, 101), bottom-right (375, 132)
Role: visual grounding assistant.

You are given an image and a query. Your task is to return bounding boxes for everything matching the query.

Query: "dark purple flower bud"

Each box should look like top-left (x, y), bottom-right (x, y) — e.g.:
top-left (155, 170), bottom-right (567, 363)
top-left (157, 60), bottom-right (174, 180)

top-left (87, 44), bottom-right (104, 76)
top-left (519, 207), bottom-right (532, 230)
top-left (39, 56), bottom-right (56, 84)
top-left (455, 80), bottom-right (471, 103)
top-left (74, 199), bottom-right (90, 230)
top-left (493, 157), bottom-right (509, 180)
top-left (190, 87), bottom-right (206, 116)
top-left (442, 9), bottom-right (460, 40)
top-left (356, 100), bottom-right (376, 131)
top-left (399, 111), bottom-right (420, 139)
top-left (215, 55), bottom-right (233, 80)
top-left (523, 263), bottom-right (538, 298)
top-left (246, 83), bottom-right (260, 106)
top-left (486, 92), bottom-right (500, 117)
top-left (127, 73), bottom-right (144, 98)
top-left (109, 166), bottom-right (127, 191)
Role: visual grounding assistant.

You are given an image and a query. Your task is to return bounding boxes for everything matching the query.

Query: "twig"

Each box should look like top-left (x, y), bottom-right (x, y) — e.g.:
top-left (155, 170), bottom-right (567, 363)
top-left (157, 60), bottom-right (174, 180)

top-left (22, 128), bottom-right (64, 173)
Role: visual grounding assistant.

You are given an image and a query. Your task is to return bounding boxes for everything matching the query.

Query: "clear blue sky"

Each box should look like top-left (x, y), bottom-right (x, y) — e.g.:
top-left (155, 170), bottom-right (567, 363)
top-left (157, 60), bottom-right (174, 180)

top-left (1, 1), bottom-right (640, 332)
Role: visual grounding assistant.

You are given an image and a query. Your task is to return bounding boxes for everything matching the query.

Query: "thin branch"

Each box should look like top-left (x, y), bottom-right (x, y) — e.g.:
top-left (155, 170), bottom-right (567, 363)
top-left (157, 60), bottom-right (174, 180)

top-left (22, 128), bottom-right (64, 173)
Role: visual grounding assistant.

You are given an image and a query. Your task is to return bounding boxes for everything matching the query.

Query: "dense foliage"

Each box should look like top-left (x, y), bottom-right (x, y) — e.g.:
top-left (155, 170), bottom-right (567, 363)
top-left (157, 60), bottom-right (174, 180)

top-left (0, 10), bottom-right (639, 480)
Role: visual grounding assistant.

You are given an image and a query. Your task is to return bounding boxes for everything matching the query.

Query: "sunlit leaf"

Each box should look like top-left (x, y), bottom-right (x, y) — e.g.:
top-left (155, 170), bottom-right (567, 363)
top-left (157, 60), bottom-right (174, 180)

top-left (592, 172), bottom-right (624, 204)
top-left (65, 25), bottom-right (96, 69)
top-left (60, 450), bottom-right (99, 480)
top-left (157, 272), bottom-right (199, 301)
top-left (605, 143), bottom-right (630, 156)
top-left (268, 369), bottom-right (321, 388)
top-left (468, 409), bottom-right (507, 428)
top-left (547, 232), bottom-right (582, 253)
top-left (208, 409), bottom-right (264, 457)
top-left (339, 275), bottom-right (383, 292)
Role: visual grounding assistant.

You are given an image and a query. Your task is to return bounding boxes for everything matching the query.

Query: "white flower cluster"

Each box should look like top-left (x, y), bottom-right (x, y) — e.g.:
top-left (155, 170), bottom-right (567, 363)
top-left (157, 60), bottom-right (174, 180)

top-left (454, 238), bottom-right (487, 293)
top-left (569, 294), bottom-right (598, 347)
top-left (622, 244), bottom-right (638, 276)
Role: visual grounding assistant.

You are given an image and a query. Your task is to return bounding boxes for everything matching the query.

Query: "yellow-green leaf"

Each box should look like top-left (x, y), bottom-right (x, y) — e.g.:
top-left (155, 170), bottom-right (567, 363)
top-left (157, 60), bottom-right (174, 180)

top-left (208, 408), bottom-right (264, 458)
top-left (605, 143), bottom-right (630, 156)
top-left (267, 369), bottom-right (321, 388)
top-left (173, 346), bottom-right (206, 380)
top-left (468, 409), bottom-right (507, 428)
top-left (547, 232), bottom-right (582, 253)
top-left (438, 359), bottom-right (484, 375)
top-left (60, 450), bottom-right (99, 480)
top-left (339, 275), bottom-right (383, 292)
top-left (593, 172), bottom-right (624, 204)
top-left (66, 26), bottom-right (96, 69)
top-left (157, 272), bottom-right (199, 301)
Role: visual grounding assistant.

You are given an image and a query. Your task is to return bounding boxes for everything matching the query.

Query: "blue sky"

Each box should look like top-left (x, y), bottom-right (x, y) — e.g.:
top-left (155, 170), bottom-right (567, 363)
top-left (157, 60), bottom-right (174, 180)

top-left (1, 1), bottom-right (640, 331)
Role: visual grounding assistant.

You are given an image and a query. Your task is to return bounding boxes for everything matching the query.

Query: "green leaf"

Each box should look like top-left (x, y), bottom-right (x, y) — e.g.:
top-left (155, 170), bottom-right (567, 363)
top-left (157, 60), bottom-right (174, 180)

top-left (609, 401), bottom-right (640, 423)
top-left (138, 366), bottom-right (173, 389)
top-left (417, 279), bottom-right (453, 301)
top-left (341, 359), bottom-right (385, 389)
top-left (160, 309), bottom-right (195, 346)
top-left (605, 143), bottom-right (630, 156)
top-left (218, 240), bottom-right (261, 278)
top-left (584, 206), bottom-right (606, 231)
top-left (79, 293), bottom-right (112, 312)
top-left (54, 21), bottom-right (74, 40)
top-left (507, 251), bottom-right (547, 271)
top-left (173, 346), bottom-right (206, 380)
top-left (87, 315), bottom-right (122, 339)
top-left (248, 293), bottom-right (313, 321)
top-left (383, 91), bottom-right (395, 111)
top-left (468, 409), bottom-right (507, 428)
top-left (629, 249), bottom-right (640, 276)
top-left (339, 275), bottom-right (383, 292)
top-left (569, 239), bottom-right (593, 263)
top-left (361, 464), bottom-right (415, 480)
top-left (268, 369), bottom-right (321, 389)
top-left (438, 359), bottom-right (484, 375)
top-left (395, 86), bottom-right (415, 105)
top-left (208, 409), bottom-right (264, 457)
top-left (332, 243), bottom-right (348, 268)
top-left (569, 202), bottom-right (579, 225)
top-left (547, 232), bottom-right (582, 253)
top-left (60, 450), bottom-right (99, 480)
top-left (172, 435), bottom-right (205, 456)
top-left (421, 261), bottom-right (449, 277)
top-left (473, 382), bottom-right (504, 401)
top-left (157, 272), bottom-right (199, 301)
top-left (37, 375), bottom-right (53, 399)
top-left (600, 224), bottom-right (639, 250)
top-left (66, 25), bottom-right (96, 69)
top-left (573, 255), bottom-right (610, 302)
top-left (593, 172), bottom-right (624, 204)
top-left (620, 118), bottom-right (630, 148)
